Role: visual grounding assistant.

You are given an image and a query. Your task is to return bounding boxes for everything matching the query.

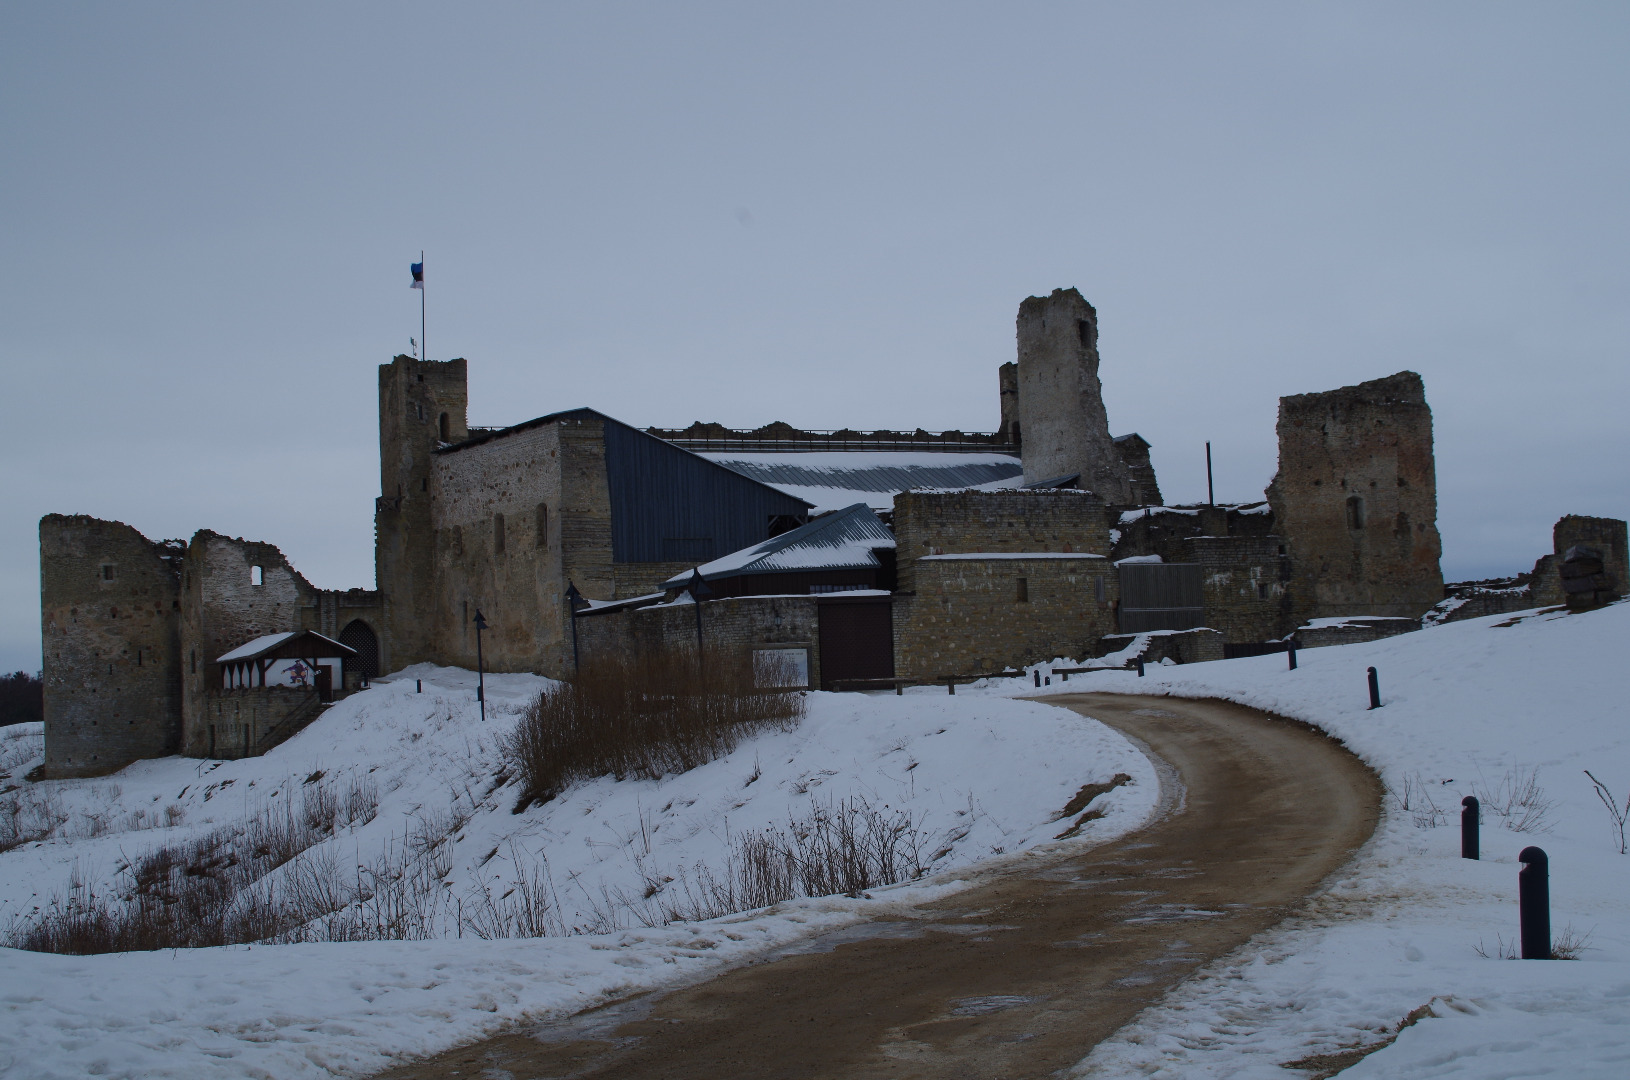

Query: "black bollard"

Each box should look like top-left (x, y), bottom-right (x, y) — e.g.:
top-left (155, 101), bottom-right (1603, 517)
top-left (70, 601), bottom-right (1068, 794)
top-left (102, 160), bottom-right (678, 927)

top-left (416, 679), bottom-right (422, 694)
top-left (1367, 666), bottom-right (1381, 709)
top-left (1136, 658), bottom-right (1145, 677)
top-left (1461, 795), bottom-right (1480, 860)
top-left (1518, 846), bottom-right (1551, 959)
top-left (1287, 645), bottom-right (1298, 671)
top-left (1034, 670), bottom-right (1041, 687)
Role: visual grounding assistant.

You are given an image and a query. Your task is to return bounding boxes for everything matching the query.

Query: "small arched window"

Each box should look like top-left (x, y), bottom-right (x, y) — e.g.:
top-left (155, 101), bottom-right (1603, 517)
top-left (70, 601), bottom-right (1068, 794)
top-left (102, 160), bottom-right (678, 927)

top-left (251, 565), bottom-right (264, 586)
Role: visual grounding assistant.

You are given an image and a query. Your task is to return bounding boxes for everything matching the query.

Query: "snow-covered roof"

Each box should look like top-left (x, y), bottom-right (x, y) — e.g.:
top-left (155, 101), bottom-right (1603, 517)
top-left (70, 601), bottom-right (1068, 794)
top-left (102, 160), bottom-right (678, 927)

top-left (664, 503), bottom-right (896, 586)
top-left (216, 631), bottom-right (354, 664)
top-left (699, 451), bottom-right (1024, 514)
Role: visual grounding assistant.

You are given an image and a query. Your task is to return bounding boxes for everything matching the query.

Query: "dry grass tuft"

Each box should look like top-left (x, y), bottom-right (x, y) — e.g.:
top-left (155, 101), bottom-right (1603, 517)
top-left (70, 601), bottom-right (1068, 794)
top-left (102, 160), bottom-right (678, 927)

top-left (504, 648), bottom-right (804, 805)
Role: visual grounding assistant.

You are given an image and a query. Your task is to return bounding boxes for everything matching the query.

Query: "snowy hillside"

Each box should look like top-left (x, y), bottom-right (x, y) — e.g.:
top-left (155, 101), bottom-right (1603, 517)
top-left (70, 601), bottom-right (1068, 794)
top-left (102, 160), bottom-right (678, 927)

top-left (0, 667), bottom-right (1155, 1079)
top-left (977, 602), bottom-right (1630, 1078)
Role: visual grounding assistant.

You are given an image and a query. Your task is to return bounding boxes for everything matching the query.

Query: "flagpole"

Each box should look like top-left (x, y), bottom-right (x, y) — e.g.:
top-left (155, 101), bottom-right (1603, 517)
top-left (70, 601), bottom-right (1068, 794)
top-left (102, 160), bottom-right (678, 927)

top-left (420, 250), bottom-right (426, 363)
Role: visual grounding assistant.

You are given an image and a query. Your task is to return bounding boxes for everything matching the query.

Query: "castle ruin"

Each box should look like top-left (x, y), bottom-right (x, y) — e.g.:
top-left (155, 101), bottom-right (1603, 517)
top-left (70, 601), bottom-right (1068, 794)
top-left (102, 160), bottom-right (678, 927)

top-left (39, 289), bottom-right (1617, 777)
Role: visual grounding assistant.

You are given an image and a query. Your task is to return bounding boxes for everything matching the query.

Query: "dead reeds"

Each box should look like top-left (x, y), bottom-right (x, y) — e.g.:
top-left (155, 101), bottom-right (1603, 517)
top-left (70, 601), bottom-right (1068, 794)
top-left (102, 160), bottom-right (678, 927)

top-left (504, 648), bottom-right (805, 805)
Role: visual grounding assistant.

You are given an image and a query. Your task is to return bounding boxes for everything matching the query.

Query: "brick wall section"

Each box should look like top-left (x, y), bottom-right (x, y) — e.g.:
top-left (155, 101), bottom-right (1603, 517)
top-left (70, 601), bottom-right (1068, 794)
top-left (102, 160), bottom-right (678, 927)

top-left (894, 489), bottom-right (1110, 593)
top-left (200, 688), bottom-right (320, 759)
top-left (1267, 371), bottom-right (1443, 621)
top-left (1185, 535), bottom-right (1294, 643)
top-left (1014, 289), bottom-right (1135, 501)
top-left (894, 554), bottom-right (1117, 678)
top-left (573, 595), bottom-right (822, 683)
top-left (180, 532), bottom-right (318, 756)
top-left (39, 516), bottom-right (184, 777)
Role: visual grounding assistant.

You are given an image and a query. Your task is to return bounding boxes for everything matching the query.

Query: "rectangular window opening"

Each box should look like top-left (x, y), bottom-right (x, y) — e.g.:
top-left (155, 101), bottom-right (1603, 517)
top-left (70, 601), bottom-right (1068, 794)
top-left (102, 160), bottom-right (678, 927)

top-left (1016, 577), bottom-right (1029, 603)
top-left (250, 565), bottom-right (263, 587)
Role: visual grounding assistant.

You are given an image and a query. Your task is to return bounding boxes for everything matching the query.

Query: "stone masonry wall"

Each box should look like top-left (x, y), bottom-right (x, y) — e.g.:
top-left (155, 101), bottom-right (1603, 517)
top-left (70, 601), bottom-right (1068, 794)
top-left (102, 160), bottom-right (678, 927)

top-left (1014, 288), bottom-right (1135, 502)
top-left (180, 532), bottom-right (318, 756)
top-left (40, 516), bottom-right (184, 777)
top-left (1185, 535), bottom-right (1294, 643)
top-left (574, 595), bottom-right (822, 683)
top-left (376, 356), bottom-right (469, 673)
top-left (430, 419), bottom-right (567, 676)
top-left (1267, 371), bottom-right (1443, 621)
top-left (1554, 515), bottom-right (1629, 606)
top-left (894, 554), bottom-right (1117, 678)
top-left (894, 489), bottom-right (1110, 593)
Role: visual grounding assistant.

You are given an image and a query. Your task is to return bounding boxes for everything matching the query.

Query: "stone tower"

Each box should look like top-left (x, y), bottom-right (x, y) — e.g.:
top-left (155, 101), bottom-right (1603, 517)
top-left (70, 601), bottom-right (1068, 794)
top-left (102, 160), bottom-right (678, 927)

top-left (1015, 289), bottom-right (1135, 503)
top-left (375, 356), bottom-right (469, 670)
top-left (1267, 371), bottom-right (1443, 621)
top-left (39, 516), bottom-right (184, 777)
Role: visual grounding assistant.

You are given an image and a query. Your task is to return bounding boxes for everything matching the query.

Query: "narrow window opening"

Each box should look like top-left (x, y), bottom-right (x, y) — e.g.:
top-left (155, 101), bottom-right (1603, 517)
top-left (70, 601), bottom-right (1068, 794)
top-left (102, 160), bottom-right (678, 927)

top-left (100, 564), bottom-right (114, 581)
top-left (536, 503), bottom-right (548, 547)
top-left (1257, 583), bottom-right (1269, 599)
top-left (494, 513), bottom-right (506, 554)
top-left (439, 412), bottom-right (450, 441)
top-left (1016, 577), bottom-right (1029, 603)
top-left (1077, 318), bottom-right (1093, 348)
top-left (251, 565), bottom-right (264, 586)
top-left (191, 651), bottom-right (197, 675)
top-left (1345, 496), bottom-right (1366, 531)
top-left (421, 477), bottom-right (427, 492)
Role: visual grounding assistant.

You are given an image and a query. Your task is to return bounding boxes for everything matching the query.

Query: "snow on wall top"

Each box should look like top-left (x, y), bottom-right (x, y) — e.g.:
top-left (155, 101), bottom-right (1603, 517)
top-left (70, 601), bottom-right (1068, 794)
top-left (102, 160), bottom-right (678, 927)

top-left (664, 503), bottom-right (896, 586)
top-left (701, 452), bottom-right (1024, 513)
top-left (918, 551), bottom-right (1107, 561)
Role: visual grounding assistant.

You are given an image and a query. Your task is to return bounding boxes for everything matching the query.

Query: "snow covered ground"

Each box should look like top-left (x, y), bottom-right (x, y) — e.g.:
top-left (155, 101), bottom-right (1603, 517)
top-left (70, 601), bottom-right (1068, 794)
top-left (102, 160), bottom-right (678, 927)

top-left (958, 601), bottom-right (1630, 1078)
top-left (0, 666), bottom-right (1156, 1079)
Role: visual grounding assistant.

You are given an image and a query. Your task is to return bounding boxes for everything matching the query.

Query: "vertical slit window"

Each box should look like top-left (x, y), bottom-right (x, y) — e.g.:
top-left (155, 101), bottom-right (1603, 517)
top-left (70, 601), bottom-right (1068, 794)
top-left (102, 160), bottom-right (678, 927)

top-left (494, 513), bottom-right (506, 554)
top-left (536, 503), bottom-right (548, 547)
top-left (1016, 577), bottom-right (1030, 603)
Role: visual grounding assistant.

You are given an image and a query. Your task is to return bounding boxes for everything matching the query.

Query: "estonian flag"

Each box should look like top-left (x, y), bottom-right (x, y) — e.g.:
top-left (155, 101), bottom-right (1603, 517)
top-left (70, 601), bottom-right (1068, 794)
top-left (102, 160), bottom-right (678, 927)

top-left (410, 261), bottom-right (424, 290)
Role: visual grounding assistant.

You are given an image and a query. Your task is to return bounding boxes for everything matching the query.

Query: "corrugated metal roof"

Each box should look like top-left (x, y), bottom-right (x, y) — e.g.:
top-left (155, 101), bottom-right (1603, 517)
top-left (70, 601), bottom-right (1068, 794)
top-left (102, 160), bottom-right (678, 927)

top-left (665, 503), bottom-right (895, 586)
top-left (700, 451), bottom-right (1024, 513)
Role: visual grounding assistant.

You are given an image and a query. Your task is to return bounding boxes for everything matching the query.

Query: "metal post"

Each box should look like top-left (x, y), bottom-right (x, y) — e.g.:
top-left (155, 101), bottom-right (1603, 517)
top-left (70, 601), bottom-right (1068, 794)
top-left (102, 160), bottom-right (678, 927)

top-left (1206, 441), bottom-right (1214, 506)
top-left (1367, 666), bottom-right (1381, 709)
top-left (1518, 847), bottom-right (1550, 959)
top-left (473, 608), bottom-right (488, 723)
top-left (1461, 795), bottom-right (1480, 860)
top-left (1033, 670), bottom-right (1041, 687)
top-left (564, 581), bottom-right (583, 676)
top-left (947, 679), bottom-right (955, 695)
top-left (416, 679), bottom-right (422, 694)
top-left (1287, 645), bottom-right (1297, 670)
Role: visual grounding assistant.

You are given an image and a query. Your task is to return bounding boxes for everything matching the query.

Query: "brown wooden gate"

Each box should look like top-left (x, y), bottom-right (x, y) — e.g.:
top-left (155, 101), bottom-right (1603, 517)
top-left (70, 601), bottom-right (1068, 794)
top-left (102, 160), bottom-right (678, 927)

top-left (817, 596), bottom-right (894, 688)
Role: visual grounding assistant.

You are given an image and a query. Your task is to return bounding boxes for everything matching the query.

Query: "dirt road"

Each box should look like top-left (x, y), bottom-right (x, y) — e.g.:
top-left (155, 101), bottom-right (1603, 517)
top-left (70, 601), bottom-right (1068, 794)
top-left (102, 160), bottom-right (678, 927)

top-left (374, 694), bottom-right (1381, 1080)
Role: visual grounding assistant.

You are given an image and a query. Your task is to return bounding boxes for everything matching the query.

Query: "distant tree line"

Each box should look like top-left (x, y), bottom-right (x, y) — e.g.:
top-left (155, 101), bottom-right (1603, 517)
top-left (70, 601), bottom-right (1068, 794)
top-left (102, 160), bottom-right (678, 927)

top-left (1, 672), bottom-right (43, 726)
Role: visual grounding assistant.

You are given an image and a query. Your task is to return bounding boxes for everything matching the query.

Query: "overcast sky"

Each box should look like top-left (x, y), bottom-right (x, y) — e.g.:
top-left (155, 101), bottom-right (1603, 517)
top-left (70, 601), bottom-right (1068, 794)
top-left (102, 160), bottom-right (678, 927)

top-left (3, 2), bottom-right (1627, 672)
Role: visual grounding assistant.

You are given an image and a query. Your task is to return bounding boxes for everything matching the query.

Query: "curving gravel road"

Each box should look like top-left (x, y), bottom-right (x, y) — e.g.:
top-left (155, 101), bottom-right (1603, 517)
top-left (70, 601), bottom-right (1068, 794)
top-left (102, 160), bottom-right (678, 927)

top-left (374, 693), bottom-right (1381, 1080)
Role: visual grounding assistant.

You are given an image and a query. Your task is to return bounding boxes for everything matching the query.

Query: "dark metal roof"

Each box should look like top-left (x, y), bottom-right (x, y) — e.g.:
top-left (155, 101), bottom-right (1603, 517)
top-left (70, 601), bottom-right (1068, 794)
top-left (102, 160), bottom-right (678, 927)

top-left (665, 503), bottom-right (895, 586)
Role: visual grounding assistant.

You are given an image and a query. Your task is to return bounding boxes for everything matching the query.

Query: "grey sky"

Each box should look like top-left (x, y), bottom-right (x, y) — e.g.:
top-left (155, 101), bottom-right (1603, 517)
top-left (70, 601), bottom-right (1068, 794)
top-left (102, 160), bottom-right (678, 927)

top-left (4, 2), bottom-right (1627, 672)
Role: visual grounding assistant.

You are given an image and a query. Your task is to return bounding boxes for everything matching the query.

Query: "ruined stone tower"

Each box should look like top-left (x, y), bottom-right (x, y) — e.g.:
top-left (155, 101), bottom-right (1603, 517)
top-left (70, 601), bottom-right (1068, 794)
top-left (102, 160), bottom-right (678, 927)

top-left (375, 356), bottom-right (469, 671)
top-left (1014, 289), bottom-right (1136, 503)
top-left (39, 516), bottom-right (183, 776)
top-left (1268, 371), bottom-right (1443, 621)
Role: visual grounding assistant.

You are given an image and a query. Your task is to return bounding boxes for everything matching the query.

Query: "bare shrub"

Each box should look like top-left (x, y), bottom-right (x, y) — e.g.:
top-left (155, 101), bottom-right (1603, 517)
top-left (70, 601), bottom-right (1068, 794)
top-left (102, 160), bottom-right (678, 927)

top-left (1384, 772), bottom-right (1448, 829)
top-left (0, 788), bottom-right (67, 852)
top-left (661, 796), bottom-right (927, 922)
top-left (1584, 771), bottom-right (1629, 854)
top-left (1474, 767), bottom-right (1556, 833)
top-left (5, 775), bottom-right (382, 954)
top-left (504, 648), bottom-right (804, 804)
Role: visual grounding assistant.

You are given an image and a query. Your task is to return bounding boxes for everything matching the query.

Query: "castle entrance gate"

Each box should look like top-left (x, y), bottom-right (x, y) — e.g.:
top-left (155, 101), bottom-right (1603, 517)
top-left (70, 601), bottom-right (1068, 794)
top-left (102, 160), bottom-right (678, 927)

top-left (816, 595), bottom-right (894, 689)
top-left (1117, 563), bottom-right (1205, 633)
